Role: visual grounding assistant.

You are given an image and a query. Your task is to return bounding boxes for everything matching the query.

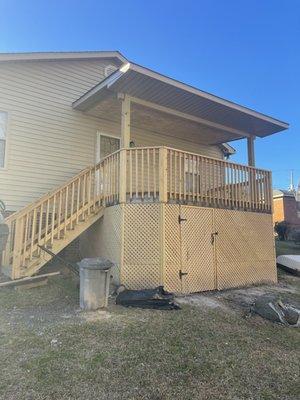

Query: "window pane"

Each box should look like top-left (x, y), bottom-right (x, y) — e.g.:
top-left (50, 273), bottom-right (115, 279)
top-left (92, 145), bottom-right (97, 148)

top-left (100, 135), bottom-right (120, 159)
top-left (0, 112), bottom-right (7, 140)
top-left (0, 140), bottom-right (5, 168)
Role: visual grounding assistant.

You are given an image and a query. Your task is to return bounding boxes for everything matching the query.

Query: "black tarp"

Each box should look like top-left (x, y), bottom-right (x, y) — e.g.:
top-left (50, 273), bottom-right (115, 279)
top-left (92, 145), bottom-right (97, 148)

top-left (116, 286), bottom-right (180, 310)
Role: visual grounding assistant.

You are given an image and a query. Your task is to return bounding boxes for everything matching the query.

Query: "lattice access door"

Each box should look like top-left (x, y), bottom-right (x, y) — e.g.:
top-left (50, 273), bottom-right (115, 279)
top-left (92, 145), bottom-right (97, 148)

top-left (179, 206), bottom-right (216, 293)
top-left (214, 209), bottom-right (277, 290)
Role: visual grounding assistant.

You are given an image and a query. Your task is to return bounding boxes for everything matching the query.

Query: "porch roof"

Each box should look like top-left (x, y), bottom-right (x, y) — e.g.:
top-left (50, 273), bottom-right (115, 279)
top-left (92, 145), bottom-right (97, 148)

top-left (73, 62), bottom-right (289, 142)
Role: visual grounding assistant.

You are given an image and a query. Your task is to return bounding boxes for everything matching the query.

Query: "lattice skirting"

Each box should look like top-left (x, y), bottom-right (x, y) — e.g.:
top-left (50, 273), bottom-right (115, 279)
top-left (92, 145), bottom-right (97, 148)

top-left (81, 204), bottom-right (277, 293)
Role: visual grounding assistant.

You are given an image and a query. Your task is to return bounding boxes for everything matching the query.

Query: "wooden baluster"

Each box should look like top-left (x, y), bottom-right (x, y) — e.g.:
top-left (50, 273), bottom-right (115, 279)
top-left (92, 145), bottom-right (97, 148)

top-left (87, 169), bottom-right (92, 214)
top-left (51, 195), bottom-right (56, 246)
top-left (141, 150), bottom-right (144, 200)
top-left (76, 178), bottom-right (81, 223)
top-left (174, 151), bottom-right (177, 201)
top-left (93, 165), bottom-right (97, 209)
top-left (153, 149), bottom-right (156, 199)
top-left (170, 150), bottom-right (173, 200)
top-left (179, 152), bottom-right (182, 202)
top-left (254, 169), bottom-right (258, 211)
top-left (147, 149), bottom-right (150, 199)
top-left (22, 213), bottom-right (29, 265)
top-left (252, 168), bottom-right (256, 211)
top-left (64, 186), bottom-right (69, 235)
top-left (70, 181), bottom-right (75, 229)
top-left (44, 199), bottom-right (50, 246)
top-left (191, 155), bottom-right (194, 203)
top-left (240, 167), bottom-right (244, 210)
top-left (237, 167), bottom-right (241, 209)
top-left (224, 164), bottom-right (228, 207)
top-left (246, 167), bottom-right (249, 209)
top-left (29, 208), bottom-right (37, 260)
top-left (37, 203), bottom-right (43, 255)
top-left (82, 173), bottom-right (86, 219)
top-left (57, 190), bottom-right (62, 240)
top-left (198, 156), bottom-right (202, 204)
top-left (259, 170), bottom-right (264, 211)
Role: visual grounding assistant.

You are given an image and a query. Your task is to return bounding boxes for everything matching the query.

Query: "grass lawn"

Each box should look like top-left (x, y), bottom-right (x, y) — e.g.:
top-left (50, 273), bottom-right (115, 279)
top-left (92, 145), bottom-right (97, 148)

top-left (0, 274), bottom-right (299, 400)
top-left (275, 238), bottom-right (300, 257)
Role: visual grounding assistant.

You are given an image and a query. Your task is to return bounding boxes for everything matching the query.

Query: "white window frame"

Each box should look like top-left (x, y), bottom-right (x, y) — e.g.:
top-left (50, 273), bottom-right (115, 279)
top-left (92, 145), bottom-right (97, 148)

top-left (0, 111), bottom-right (9, 170)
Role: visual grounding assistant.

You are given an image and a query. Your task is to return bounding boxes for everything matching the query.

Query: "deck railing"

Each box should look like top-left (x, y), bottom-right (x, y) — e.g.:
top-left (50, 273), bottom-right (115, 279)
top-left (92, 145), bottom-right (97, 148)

top-left (121, 147), bottom-right (272, 213)
top-left (3, 146), bottom-right (272, 277)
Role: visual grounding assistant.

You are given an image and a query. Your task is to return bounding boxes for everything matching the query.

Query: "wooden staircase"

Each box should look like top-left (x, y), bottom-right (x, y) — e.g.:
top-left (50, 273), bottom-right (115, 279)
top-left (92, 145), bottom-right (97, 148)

top-left (1, 151), bottom-right (121, 279)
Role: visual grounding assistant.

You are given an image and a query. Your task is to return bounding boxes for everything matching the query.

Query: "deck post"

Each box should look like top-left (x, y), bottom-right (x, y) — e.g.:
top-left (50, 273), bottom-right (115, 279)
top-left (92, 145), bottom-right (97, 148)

top-left (159, 147), bottom-right (168, 202)
top-left (247, 136), bottom-right (255, 167)
top-left (119, 149), bottom-right (127, 203)
top-left (11, 217), bottom-right (24, 279)
top-left (119, 93), bottom-right (131, 148)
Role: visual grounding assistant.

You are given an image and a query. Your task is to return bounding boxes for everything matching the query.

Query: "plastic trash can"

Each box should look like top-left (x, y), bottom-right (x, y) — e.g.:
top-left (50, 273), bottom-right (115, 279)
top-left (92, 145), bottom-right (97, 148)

top-left (78, 257), bottom-right (114, 310)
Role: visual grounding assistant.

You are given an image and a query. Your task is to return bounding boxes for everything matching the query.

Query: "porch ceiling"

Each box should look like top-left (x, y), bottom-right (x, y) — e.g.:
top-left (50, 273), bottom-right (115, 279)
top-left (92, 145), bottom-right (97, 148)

top-left (73, 62), bottom-right (289, 141)
top-left (86, 96), bottom-right (237, 145)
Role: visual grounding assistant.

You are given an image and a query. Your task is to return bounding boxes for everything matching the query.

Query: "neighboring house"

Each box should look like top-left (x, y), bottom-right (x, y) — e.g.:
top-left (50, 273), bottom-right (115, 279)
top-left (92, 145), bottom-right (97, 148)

top-left (0, 51), bottom-right (289, 293)
top-left (273, 189), bottom-right (300, 227)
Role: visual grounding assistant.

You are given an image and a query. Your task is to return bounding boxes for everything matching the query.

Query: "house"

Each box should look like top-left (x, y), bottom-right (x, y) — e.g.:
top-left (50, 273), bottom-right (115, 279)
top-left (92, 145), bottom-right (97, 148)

top-left (0, 51), bottom-right (289, 293)
top-left (273, 188), bottom-right (300, 228)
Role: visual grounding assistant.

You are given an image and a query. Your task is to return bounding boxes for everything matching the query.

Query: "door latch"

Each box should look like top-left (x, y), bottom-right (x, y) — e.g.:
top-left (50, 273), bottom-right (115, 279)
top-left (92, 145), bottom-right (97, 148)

top-left (211, 232), bottom-right (218, 245)
top-left (178, 215), bottom-right (187, 224)
top-left (179, 270), bottom-right (188, 279)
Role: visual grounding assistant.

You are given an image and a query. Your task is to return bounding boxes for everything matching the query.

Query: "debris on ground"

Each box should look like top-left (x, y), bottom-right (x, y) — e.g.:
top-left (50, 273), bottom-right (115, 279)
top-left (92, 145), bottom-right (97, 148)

top-left (253, 294), bottom-right (300, 327)
top-left (116, 286), bottom-right (180, 310)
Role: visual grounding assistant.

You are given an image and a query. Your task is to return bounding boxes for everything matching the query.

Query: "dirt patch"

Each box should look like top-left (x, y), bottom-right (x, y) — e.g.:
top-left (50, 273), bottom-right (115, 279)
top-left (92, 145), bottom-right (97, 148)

top-left (176, 294), bottom-right (231, 311)
top-left (80, 309), bottom-right (112, 322)
top-left (176, 273), bottom-right (300, 316)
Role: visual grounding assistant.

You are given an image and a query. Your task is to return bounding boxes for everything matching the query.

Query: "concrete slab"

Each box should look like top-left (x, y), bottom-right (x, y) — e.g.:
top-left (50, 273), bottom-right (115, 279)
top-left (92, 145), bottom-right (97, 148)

top-left (277, 255), bottom-right (300, 276)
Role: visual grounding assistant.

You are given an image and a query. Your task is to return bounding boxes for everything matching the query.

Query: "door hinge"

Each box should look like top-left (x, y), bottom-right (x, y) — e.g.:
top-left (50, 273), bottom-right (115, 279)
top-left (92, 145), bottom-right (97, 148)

top-left (178, 215), bottom-right (187, 224)
top-left (211, 232), bottom-right (218, 245)
top-left (179, 270), bottom-right (188, 279)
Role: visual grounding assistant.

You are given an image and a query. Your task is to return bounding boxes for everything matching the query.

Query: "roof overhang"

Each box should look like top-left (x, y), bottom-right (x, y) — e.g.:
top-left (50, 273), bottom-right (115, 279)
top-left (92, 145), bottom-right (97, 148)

top-left (73, 62), bottom-right (289, 141)
top-left (0, 51), bottom-right (127, 65)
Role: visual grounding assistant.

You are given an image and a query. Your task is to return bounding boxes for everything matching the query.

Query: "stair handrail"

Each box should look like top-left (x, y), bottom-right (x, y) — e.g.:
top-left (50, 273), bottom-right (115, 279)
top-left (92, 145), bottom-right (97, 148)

top-left (5, 149), bottom-right (122, 224)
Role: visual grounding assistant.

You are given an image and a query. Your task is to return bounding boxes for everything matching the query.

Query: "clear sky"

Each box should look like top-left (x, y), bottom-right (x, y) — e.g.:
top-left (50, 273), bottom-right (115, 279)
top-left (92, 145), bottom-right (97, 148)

top-left (0, 0), bottom-right (299, 189)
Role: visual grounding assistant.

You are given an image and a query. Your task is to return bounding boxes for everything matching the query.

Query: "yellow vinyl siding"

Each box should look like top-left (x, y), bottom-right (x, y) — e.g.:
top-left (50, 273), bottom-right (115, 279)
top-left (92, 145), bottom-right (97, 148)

top-left (131, 127), bottom-right (223, 159)
top-left (0, 59), bottom-right (120, 211)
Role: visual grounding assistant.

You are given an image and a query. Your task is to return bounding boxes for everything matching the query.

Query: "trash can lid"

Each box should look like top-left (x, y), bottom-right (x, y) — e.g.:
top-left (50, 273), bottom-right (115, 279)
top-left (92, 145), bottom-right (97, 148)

top-left (78, 257), bottom-right (114, 270)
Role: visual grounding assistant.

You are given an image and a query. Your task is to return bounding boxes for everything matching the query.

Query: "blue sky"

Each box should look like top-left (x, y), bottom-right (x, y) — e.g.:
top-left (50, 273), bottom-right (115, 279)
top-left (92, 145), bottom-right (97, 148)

top-left (0, 0), bottom-right (299, 189)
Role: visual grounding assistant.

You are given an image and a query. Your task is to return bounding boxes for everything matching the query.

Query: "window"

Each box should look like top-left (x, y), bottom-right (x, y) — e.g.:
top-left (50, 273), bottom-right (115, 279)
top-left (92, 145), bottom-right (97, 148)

top-left (0, 112), bottom-right (7, 168)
